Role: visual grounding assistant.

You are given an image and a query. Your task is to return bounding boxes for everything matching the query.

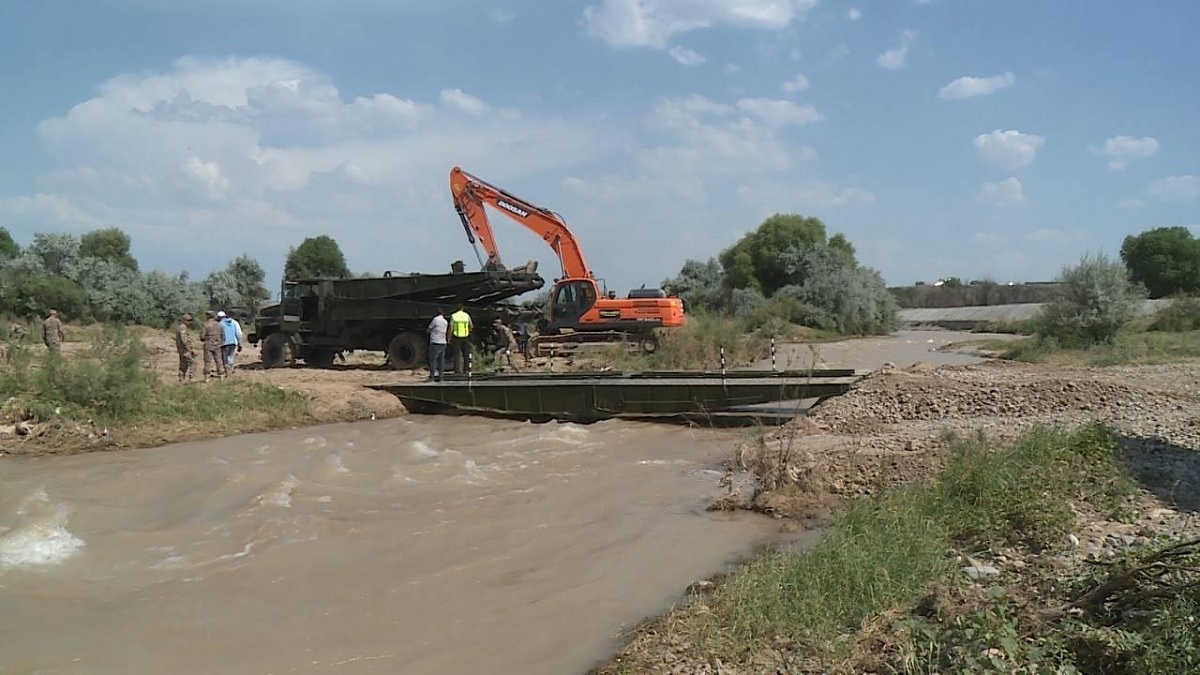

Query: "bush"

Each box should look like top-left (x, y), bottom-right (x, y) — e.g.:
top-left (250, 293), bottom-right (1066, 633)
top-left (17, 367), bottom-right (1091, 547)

top-left (1148, 295), bottom-right (1200, 332)
top-left (780, 245), bottom-right (898, 335)
top-left (1035, 253), bottom-right (1146, 347)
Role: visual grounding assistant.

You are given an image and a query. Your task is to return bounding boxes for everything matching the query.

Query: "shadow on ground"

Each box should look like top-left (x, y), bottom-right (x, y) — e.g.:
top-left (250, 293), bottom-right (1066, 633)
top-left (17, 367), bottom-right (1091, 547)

top-left (237, 360), bottom-right (396, 372)
top-left (1118, 434), bottom-right (1200, 513)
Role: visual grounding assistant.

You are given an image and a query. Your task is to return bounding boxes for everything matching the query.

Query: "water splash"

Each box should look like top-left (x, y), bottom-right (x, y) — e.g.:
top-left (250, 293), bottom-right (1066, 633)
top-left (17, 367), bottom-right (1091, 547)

top-left (0, 488), bottom-right (85, 570)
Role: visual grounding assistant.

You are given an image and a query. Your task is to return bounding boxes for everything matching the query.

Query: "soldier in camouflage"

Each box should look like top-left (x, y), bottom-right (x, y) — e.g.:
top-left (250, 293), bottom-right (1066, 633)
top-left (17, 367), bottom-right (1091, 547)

top-left (201, 311), bottom-right (224, 380)
top-left (42, 309), bottom-right (65, 353)
top-left (175, 313), bottom-right (197, 382)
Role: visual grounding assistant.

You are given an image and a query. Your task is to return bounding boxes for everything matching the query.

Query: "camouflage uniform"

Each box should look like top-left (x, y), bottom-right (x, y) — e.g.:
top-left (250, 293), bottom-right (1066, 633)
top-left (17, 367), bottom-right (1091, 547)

top-left (175, 315), bottom-right (197, 382)
top-left (201, 315), bottom-right (224, 380)
top-left (42, 311), bottom-right (65, 353)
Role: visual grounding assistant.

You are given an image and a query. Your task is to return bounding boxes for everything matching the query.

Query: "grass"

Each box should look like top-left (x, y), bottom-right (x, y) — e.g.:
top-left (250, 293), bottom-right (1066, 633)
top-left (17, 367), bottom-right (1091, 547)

top-left (600, 424), bottom-right (1161, 673)
top-left (996, 329), bottom-right (1200, 366)
top-left (586, 314), bottom-right (840, 372)
top-left (0, 326), bottom-right (311, 447)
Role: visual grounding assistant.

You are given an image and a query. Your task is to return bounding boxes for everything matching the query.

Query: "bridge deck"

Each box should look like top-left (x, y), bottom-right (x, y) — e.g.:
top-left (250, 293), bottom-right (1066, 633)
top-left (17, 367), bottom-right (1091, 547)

top-left (370, 369), bottom-right (864, 423)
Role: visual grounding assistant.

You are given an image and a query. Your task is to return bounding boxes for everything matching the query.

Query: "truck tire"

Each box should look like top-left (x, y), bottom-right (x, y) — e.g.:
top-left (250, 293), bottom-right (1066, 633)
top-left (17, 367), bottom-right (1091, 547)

top-left (304, 349), bottom-right (335, 367)
top-left (638, 334), bottom-right (659, 354)
top-left (261, 333), bottom-right (291, 368)
top-left (388, 332), bottom-right (426, 370)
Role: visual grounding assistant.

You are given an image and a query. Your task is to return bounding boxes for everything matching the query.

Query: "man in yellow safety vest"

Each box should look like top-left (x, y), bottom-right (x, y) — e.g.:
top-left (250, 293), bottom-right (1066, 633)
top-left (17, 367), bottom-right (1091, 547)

top-left (449, 306), bottom-right (473, 373)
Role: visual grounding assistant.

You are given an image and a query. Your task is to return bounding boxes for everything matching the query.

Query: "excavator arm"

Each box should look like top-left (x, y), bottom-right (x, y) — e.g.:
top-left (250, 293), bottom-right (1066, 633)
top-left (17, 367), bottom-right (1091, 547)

top-left (450, 166), bottom-right (592, 280)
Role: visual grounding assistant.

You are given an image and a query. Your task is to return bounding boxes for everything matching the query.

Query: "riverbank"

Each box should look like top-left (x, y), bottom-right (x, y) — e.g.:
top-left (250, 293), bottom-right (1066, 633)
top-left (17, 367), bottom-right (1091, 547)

top-left (593, 358), bottom-right (1200, 673)
top-left (0, 330), bottom-right (408, 457)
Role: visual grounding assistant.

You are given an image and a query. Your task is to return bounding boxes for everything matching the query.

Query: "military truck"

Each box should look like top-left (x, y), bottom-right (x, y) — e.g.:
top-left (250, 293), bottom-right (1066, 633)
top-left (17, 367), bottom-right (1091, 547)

top-left (247, 262), bottom-right (544, 369)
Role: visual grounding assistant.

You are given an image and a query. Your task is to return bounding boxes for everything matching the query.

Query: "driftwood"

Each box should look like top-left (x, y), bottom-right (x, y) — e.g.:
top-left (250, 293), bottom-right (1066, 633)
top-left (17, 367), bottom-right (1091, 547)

top-left (1065, 537), bottom-right (1200, 622)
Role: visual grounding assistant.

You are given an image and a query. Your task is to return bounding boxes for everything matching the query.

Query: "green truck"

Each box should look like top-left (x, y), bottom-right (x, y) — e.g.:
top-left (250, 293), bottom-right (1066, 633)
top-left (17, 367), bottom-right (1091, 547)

top-left (247, 262), bottom-right (543, 369)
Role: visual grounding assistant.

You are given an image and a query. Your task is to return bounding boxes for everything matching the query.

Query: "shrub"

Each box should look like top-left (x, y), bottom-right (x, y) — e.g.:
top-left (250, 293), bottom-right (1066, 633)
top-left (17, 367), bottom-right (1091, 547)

top-left (1035, 253), bottom-right (1146, 347)
top-left (1148, 295), bottom-right (1200, 332)
top-left (780, 245), bottom-right (899, 335)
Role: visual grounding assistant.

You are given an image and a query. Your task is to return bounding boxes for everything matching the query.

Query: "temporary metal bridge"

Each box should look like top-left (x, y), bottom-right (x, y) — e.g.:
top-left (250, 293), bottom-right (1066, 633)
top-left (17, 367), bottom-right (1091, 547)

top-left (370, 368), bottom-right (863, 424)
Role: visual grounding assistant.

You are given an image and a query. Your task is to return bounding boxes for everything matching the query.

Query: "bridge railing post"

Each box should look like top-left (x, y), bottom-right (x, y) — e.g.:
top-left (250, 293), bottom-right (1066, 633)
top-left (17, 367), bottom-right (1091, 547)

top-left (720, 346), bottom-right (726, 387)
top-left (771, 338), bottom-right (777, 373)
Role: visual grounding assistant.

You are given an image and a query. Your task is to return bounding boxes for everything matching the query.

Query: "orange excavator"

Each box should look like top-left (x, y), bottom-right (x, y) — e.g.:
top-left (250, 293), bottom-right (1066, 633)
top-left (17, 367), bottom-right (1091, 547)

top-left (450, 166), bottom-right (684, 351)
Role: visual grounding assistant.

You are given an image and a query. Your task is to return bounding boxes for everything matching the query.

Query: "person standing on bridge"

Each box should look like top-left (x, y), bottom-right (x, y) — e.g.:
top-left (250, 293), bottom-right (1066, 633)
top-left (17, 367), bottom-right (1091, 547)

top-left (449, 305), bottom-right (473, 374)
top-left (427, 308), bottom-right (448, 382)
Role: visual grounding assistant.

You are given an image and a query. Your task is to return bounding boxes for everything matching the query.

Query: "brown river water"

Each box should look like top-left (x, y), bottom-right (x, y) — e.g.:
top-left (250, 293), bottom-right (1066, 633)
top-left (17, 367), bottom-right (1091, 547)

top-left (0, 416), bottom-right (791, 674)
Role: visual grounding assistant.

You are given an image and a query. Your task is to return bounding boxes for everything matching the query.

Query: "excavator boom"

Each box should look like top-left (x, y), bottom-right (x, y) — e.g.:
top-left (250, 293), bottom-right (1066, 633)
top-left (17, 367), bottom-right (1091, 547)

top-left (448, 166), bottom-right (685, 343)
top-left (450, 166), bottom-right (591, 280)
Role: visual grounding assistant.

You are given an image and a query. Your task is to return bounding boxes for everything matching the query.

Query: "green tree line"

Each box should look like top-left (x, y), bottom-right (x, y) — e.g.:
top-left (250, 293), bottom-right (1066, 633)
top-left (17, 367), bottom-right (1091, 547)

top-left (661, 213), bottom-right (899, 335)
top-left (0, 226), bottom-right (277, 326)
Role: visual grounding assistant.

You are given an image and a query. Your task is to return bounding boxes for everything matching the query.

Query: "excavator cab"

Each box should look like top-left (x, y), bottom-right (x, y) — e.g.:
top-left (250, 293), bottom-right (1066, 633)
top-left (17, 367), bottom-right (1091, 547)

top-left (549, 278), bottom-right (598, 324)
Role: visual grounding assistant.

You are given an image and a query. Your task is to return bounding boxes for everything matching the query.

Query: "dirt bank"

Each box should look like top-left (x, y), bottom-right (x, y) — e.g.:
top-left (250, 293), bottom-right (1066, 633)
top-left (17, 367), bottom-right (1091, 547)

top-left (596, 357), bottom-right (1200, 674)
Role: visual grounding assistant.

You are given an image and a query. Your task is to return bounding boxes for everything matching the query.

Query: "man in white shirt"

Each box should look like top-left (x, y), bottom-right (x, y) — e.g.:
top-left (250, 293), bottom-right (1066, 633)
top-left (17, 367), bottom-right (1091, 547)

top-left (427, 308), bottom-right (448, 381)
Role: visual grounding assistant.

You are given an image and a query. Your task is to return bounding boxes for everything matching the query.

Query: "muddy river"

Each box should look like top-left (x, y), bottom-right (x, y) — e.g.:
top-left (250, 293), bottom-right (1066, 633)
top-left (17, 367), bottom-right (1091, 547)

top-left (0, 416), bottom-right (789, 674)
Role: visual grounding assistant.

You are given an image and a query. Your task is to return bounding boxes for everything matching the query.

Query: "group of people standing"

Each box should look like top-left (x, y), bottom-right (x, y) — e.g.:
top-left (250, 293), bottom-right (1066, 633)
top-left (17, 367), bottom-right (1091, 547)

top-left (174, 310), bottom-right (243, 382)
top-left (426, 306), bottom-right (522, 382)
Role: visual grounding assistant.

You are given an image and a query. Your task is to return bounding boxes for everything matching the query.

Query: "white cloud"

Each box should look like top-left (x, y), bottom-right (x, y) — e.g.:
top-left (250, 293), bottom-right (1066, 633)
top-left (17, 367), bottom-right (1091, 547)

top-left (1024, 228), bottom-right (1068, 242)
top-left (782, 73), bottom-right (811, 93)
top-left (668, 45), bottom-right (705, 66)
top-left (723, 63), bottom-right (741, 75)
top-left (826, 44), bottom-right (850, 62)
top-left (642, 95), bottom-right (794, 174)
top-left (973, 129), bottom-right (1045, 170)
top-left (737, 180), bottom-right (875, 209)
top-left (735, 98), bottom-right (822, 126)
top-left (847, 8), bottom-right (862, 21)
top-left (2, 193), bottom-right (103, 226)
top-left (4, 56), bottom-right (604, 282)
top-left (1094, 135), bottom-right (1159, 171)
top-left (877, 29), bottom-right (917, 70)
top-left (582, 0), bottom-right (818, 49)
top-left (181, 156), bottom-right (231, 201)
top-left (978, 177), bottom-right (1026, 207)
top-left (439, 88), bottom-right (488, 115)
top-left (938, 72), bottom-right (1015, 100)
top-left (487, 8), bottom-right (514, 23)
top-left (1149, 175), bottom-right (1200, 201)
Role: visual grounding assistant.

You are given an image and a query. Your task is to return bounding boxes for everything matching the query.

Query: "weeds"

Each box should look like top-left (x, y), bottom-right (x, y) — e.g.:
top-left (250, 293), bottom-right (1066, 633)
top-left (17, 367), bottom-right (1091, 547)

top-left (675, 424), bottom-right (1151, 671)
top-left (0, 326), bottom-right (311, 435)
top-left (1000, 330), bottom-right (1200, 366)
top-left (1148, 295), bottom-right (1200, 332)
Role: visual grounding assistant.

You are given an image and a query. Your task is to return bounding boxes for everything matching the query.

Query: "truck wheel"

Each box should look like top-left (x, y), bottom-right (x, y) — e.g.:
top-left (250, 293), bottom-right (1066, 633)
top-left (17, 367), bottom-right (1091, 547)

top-left (638, 334), bottom-right (659, 354)
top-left (261, 333), bottom-right (291, 368)
top-left (388, 332), bottom-right (426, 370)
top-left (304, 349), bottom-right (335, 367)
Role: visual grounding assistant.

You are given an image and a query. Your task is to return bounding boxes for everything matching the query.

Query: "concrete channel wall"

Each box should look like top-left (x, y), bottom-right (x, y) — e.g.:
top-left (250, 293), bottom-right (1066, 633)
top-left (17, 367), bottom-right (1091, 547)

top-left (899, 298), bottom-right (1171, 329)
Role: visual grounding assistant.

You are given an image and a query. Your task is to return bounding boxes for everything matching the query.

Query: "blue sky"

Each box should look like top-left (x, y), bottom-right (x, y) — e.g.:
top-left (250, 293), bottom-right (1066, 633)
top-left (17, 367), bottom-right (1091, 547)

top-left (1, 0), bottom-right (1197, 294)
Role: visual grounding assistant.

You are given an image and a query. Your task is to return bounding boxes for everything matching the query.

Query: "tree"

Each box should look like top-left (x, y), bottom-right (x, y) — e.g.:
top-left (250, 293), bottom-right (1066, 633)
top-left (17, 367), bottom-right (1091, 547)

top-left (0, 227), bottom-right (18, 259)
top-left (284, 235), bottom-right (350, 279)
top-left (68, 257), bottom-right (147, 322)
top-left (29, 233), bottom-right (80, 275)
top-left (227, 255), bottom-right (270, 307)
top-left (205, 255), bottom-right (270, 309)
top-left (1119, 226), bottom-right (1200, 298)
top-left (778, 243), bottom-right (898, 334)
top-left (662, 258), bottom-right (726, 313)
top-left (1036, 253), bottom-right (1146, 347)
top-left (718, 214), bottom-right (858, 296)
top-left (79, 227), bottom-right (138, 271)
top-left (142, 271), bottom-right (207, 327)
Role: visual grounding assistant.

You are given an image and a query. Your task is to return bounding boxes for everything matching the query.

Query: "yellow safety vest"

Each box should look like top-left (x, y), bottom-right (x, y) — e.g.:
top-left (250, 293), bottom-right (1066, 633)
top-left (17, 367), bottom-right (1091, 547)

top-left (450, 310), bottom-right (471, 338)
